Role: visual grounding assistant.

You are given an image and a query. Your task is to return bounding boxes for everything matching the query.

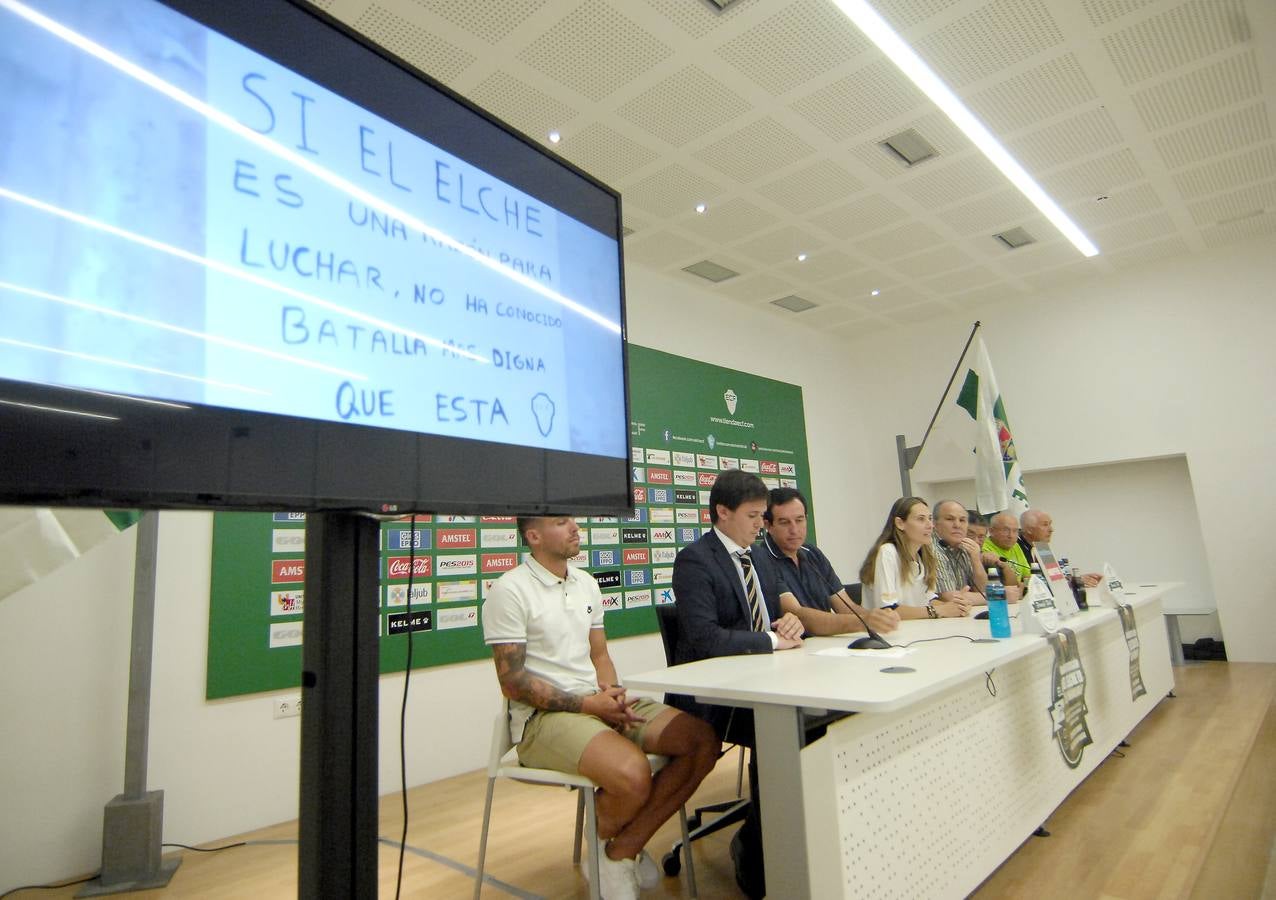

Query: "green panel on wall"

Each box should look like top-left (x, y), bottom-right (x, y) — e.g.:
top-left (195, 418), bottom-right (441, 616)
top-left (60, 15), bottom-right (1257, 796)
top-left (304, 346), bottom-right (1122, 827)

top-left (206, 343), bottom-right (813, 699)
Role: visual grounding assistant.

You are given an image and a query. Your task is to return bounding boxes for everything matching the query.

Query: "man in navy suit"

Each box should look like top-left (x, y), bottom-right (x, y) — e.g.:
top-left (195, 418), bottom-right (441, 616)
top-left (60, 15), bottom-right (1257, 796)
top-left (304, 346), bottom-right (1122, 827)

top-left (670, 468), bottom-right (804, 898)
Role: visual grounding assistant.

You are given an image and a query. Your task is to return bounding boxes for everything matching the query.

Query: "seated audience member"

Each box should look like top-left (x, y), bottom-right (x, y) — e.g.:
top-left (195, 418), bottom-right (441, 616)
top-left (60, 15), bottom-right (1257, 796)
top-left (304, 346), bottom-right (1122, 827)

top-left (484, 515), bottom-right (719, 900)
top-left (859, 497), bottom-right (971, 618)
top-left (966, 510), bottom-right (989, 547)
top-left (762, 487), bottom-right (901, 636)
top-left (1019, 509), bottom-right (1102, 587)
top-left (981, 512), bottom-right (1029, 586)
top-left (671, 469), bottom-right (806, 899)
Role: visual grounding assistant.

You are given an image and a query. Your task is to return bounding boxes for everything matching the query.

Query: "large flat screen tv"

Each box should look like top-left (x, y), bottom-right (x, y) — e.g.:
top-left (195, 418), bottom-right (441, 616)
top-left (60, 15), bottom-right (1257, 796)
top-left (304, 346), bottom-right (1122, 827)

top-left (0, 0), bottom-right (631, 515)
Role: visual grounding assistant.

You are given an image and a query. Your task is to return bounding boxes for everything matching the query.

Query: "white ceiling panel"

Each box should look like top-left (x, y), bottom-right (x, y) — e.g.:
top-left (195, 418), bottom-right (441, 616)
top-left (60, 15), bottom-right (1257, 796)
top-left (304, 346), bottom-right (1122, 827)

top-left (320, 0), bottom-right (1276, 341)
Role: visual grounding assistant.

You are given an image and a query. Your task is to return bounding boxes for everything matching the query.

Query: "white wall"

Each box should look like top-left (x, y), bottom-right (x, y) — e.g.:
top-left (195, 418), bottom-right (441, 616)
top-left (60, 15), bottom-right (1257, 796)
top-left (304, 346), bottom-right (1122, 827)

top-left (923, 454), bottom-right (1220, 642)
top-left (7, 236), bottom-right (1271, 889)
top-left (843, 235), bottom-right (1276, 663)
top-left (0, 264), bottom-right (867, 890)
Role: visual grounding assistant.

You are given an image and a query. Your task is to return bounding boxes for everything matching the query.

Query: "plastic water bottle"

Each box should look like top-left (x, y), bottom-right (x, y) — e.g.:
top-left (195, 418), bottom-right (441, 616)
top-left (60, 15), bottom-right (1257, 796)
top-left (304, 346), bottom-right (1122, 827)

top-left (985, 567), bottom-right (1011, 638)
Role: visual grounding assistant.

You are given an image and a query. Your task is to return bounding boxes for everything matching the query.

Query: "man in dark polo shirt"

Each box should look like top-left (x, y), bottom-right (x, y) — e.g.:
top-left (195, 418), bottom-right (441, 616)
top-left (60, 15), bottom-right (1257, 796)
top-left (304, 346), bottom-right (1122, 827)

top-left (762, 487), bottom-right (900, 637)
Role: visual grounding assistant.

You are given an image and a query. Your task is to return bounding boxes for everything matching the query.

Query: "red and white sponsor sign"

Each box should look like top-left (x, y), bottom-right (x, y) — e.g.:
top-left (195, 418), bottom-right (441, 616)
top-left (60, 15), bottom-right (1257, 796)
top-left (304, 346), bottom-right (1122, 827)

top-left (700, 509), bottom-right (712, 523)
top-left (718, 457), bottom-right (739, 470)
top-left (271, 559), bottom-right (306, 583)
top-left (386, 555), bottom-right (432, 579)
top-left (481, 553), bottom-right (518, 573)
top-left (633, 487), bottom-right (647, 504)
top-left (623, 548), bottom-right (650, 566)
top-left (647, 468), bottom-right (673, 484)
top-left (436, 528), bottom-right (477, 548)
top-left (697, 472), bottom-right (718, 487)
top-left (696, 454), bottom-right (718, 469)
top-left (393, 514), bottom-right (432, 523)
top-left (760, 460), bottom-right (779, 474)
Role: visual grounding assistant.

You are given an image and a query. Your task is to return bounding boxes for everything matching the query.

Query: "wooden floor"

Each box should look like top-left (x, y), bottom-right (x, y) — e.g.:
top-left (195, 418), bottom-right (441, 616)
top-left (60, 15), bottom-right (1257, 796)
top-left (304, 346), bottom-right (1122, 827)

top-left (12, 662), bottom-right (1275, 899)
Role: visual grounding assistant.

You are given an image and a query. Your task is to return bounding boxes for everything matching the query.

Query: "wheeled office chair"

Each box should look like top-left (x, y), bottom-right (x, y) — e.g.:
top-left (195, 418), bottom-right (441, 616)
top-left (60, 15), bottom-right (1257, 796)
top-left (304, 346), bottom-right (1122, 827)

top-left (653, 603), bottom-right (751, 877)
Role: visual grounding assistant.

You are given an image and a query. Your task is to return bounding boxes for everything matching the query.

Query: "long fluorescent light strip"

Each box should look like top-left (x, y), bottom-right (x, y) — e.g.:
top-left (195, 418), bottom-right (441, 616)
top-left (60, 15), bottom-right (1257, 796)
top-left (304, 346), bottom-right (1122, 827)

top-left (0, 281), bottom-right (369, 381)
top-left (0, 398), bottom-right (120, 421)
top-left (1, 0), bottom-right (622, 334)
top-left (0, 336), bottom-right (271, 395)
top-left (831, 0), bottom-right (1099, 258)
top-left (0, 187), bottom-right (484, 365)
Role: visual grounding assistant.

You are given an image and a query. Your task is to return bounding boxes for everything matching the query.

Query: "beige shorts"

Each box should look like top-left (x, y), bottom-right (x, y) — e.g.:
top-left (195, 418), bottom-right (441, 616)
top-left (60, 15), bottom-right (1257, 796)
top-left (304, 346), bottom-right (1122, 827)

top-left (517, 696), bottom-right (670, 774)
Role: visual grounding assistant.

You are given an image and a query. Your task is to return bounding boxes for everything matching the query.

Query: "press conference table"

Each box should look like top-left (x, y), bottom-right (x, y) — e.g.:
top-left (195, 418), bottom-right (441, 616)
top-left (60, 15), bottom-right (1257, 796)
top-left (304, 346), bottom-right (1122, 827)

top-left (627, 584), bottom-right (1179, 899)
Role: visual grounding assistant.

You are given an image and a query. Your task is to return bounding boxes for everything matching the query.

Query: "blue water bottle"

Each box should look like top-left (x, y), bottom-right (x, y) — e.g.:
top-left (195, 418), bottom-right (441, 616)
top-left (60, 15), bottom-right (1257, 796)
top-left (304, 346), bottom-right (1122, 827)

top-left (985, 567), bottom-right (1011, 638)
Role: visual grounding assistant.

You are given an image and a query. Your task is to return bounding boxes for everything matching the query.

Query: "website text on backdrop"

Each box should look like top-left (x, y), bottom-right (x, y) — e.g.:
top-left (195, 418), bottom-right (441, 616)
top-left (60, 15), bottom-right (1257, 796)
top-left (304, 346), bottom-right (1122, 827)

top-left (482, 515), bottom-right (718, 899)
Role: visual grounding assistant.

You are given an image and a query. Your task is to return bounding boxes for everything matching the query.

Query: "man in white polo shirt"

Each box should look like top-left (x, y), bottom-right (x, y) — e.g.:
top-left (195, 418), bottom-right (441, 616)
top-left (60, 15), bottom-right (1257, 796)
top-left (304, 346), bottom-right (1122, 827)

top-left (483, 515), bottom-right (719, 900)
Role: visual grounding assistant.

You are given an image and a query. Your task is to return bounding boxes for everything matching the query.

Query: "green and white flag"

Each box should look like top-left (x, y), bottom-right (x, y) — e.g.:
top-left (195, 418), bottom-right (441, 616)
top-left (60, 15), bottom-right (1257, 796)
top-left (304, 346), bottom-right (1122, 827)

top-left (0, 507), bottom-right (139, 601)
top-left (913, 336), bottom-right (1028, 516)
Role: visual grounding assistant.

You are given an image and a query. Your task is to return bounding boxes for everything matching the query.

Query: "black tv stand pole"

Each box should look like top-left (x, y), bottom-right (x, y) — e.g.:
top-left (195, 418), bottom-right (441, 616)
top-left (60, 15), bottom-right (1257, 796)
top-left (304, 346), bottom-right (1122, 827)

top-left (298, 512), bottom-right (382, 896)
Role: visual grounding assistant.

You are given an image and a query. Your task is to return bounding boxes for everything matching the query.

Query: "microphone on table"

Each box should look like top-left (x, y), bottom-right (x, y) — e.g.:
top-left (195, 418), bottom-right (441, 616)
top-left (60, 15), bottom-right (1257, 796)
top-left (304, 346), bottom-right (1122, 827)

top-left (998, 556), bottom-right (1031, 574)
top-left (844, 600), bottom-right (892, 651)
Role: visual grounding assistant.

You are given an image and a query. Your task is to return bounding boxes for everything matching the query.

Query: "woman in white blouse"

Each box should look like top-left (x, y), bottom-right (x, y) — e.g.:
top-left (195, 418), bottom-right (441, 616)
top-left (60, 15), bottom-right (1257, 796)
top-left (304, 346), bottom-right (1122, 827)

top-left (858, 497), bottom-right (971, 619)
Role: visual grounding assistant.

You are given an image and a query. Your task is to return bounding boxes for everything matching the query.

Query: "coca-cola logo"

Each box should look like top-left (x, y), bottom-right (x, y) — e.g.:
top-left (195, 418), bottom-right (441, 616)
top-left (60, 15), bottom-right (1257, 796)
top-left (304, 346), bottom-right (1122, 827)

top-left (386, 556), bottom-right (432, 578)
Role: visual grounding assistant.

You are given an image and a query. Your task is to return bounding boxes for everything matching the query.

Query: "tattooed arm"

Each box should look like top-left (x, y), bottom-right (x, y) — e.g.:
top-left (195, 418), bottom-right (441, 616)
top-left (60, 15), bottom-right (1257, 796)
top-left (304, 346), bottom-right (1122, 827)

top-left (490, 642), bottom-right (640, 726)
top-left (490, 642), bottom-right (584, 712)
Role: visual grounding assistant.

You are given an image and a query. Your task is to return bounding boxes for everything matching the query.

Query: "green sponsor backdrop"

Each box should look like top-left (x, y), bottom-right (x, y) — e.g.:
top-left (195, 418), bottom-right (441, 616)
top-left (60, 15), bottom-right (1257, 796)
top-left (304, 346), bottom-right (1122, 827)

top-left (206, 343), bottom-right (812, 699)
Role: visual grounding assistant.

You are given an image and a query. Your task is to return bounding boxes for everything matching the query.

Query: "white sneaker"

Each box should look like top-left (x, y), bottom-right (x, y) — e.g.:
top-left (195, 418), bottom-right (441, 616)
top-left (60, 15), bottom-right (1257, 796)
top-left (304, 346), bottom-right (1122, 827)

top-left (587, 837), bottom-right (638, 900)
top-left (636, 849), bottom-right (660, 889)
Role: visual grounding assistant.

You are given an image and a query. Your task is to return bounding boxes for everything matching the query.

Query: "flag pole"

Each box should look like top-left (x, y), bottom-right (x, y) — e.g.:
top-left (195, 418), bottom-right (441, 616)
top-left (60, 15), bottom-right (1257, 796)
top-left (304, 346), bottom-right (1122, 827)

top-left (894, 320), bottom-right (982, 494)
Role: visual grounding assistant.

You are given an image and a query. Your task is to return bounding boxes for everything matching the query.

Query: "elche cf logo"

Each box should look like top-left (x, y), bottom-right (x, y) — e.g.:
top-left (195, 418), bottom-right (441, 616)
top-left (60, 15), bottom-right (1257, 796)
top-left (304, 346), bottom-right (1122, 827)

top-left (724, 389), bottom-right (737, 414)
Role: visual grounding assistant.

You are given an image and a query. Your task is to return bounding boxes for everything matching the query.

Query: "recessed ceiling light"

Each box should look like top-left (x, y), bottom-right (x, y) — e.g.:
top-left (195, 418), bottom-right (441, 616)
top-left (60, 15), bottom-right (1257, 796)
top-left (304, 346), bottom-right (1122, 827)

top-left (548, 130), bottom-right (561, 144)
top-left (695, 202), bottom-right (707, 214)
top-left (830, 0), bottom-right (1098, 258)
top-left (871, 289), bottom-right (880, 296)
top-left (796, 253), bottom-right (807, 262)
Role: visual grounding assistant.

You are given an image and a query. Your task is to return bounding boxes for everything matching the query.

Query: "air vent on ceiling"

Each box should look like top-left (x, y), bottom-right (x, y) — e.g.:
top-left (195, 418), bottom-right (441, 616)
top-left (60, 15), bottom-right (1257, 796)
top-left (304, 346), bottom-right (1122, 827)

top-left (992, 226), bottom-right (1037, 249)
top-left (1217, 208), bottom-right (1263, 225)
top-left (682, 260), bottom-right (739, 283)
top-left (879, 128), bottom-right (937, 167)
top-left (771, 294), bottom-right (817, 313)
top-left (703, 0), bottom-right (744, 9)
top-left (622, 226), bottom-right (635, 237)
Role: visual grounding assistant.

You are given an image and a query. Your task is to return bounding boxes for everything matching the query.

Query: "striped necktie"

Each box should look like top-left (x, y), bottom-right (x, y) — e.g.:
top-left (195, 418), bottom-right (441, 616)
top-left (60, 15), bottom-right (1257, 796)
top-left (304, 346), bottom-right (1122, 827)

top-left (738, 549), bottom-right (765, 632)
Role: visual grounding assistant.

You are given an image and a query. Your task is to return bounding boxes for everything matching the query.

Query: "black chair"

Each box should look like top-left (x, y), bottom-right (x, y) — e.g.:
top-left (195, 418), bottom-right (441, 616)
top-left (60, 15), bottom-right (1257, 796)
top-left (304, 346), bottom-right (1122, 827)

top-left (653, 603), bottom-right (751, 877)
top-left (844, 582), bottom-right (863, 604)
